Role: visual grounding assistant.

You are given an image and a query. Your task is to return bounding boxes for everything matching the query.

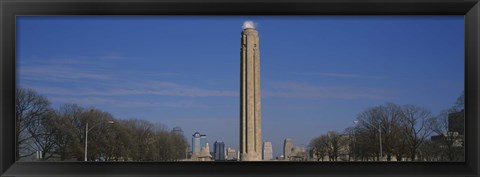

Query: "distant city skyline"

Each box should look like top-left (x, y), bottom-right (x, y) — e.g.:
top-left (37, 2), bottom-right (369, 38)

top-left (17, 16), bottom-right (464, 158)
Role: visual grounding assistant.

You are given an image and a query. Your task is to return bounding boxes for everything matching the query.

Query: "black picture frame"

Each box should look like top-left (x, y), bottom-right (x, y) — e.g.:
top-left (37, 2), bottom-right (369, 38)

top-left (1, 0), bottom-right (479, 176)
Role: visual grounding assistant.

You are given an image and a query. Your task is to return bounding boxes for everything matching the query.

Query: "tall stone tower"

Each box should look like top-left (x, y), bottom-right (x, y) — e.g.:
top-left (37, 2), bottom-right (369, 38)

top-left (240, 21), bottom-right (262, 161)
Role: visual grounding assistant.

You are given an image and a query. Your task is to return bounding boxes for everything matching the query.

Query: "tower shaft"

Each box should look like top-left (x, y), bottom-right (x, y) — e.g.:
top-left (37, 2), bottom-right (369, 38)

top-left (240, 28), bottom-right (262, 161)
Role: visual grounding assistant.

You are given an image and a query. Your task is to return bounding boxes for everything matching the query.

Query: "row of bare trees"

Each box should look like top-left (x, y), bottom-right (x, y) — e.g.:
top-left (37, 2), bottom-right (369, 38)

top-left (16, 87), bottom-right (188, 161)
top-left (309, 131), bottom-right (346, 161)
top-left (309, 92), bottom-right (464, 162)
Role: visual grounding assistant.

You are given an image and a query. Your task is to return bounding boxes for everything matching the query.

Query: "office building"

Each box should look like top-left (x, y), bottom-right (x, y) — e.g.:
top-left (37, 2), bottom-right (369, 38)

top-left (200, 134), bottom-right (207, 150)
top-left (262, 141), bottom-right (273, 160)
top-left (448, 109), bottom-right (465, 135)
top-left (226, 148), bottom-right (238, 161)
top-left (213, 141), bottom-right (225, 161)
top-left (284, 138), bottom-right (294, 160)
top-left (172, 127), bottom-right (184, 136)
top-left (192, 132), bottom-right (207, 154)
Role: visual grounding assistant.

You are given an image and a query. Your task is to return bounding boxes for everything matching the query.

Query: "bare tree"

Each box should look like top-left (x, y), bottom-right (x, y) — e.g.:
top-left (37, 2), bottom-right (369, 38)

top-left (156, 131), bottom-right (181, 161)
top-left (355, 106), bottom-right (384, 161)
top-left (169, 132), bottom-right (188, 161)
top-left (377, 103), bottom-right (405, 161)
top-left (399, 104), bottom-right (434, 161)
top-left (27, 110), bottom-right (58, 160)
top-left (47, 104), bottom-right (85, 161)
top-left (82, 109), bottom-right (116, 161)
top-left (325, 131), bottom-right (342, 161)
top-left (122, 118), bottom-right (157, 161)
top-left (14, 87), bottom-right (208, 162)
top-left (429, 110), bottom-right (464, 161)
top-left (354, 103), bottom-right (408, 161)
top-left (308, 131), bottom-right (346, 161)
top-left (343, 126), bottom-right (369, 161)
top-left (101, 120), bottom-right (131, 161)
top-left (417, 140), bottom-right (442, 161)
top-left (15, 88), bottom-right (51, 160)
top-left (343, 127), bottom-right (356, 161)
top-left (309, 135), bottom-right (328, 161)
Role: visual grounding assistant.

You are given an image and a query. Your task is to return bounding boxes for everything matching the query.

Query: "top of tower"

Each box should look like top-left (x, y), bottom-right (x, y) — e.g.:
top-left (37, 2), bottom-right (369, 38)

top-left (242, 21), bottom-right (255, 30)
top-left (193, 132), bottom-right (201, 137)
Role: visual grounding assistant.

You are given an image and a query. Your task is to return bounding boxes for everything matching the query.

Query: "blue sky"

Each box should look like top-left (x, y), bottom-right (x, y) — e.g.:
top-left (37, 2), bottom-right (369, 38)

top-left (17, 16), bottom-right (464, 158)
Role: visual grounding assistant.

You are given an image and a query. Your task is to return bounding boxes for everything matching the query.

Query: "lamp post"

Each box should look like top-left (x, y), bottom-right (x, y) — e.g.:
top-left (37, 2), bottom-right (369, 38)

top-left (354, 120), bottom-right (382, 161)
top-left (85, 120), bottom-right (114, 161)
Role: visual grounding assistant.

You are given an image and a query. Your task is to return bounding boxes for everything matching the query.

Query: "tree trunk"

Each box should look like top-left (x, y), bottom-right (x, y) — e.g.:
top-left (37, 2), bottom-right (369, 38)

top-left (410, 150), bottom-right (416, 161)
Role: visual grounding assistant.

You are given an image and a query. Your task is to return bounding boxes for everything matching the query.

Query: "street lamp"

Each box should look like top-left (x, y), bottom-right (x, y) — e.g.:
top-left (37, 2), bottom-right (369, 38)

top-left (85, 120), bottom-right (114, 161)
top-left (354, 120), bottom-right (383, 161)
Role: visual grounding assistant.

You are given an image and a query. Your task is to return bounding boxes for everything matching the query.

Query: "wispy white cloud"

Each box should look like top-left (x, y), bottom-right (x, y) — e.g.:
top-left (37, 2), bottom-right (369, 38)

top-left (28, 81), bottom-right (238, 97)
top-left (263, 81), bottom-right (392, 100)
top-left (291, 72), bottom-right (387, 79)
top-left (19, 56), bottom-right (118, 83)
top-left (47, 96), bottom-right (113, 106)
top-left (18, 55), bottom-right (179, 84)
top-left (20, 54), bottom-right (131, 65)
top-left (19, 54), bottom-right (238, 109)
top-left (122, 81), bottom-right (238, 97)
top-left (49, 96), bottom-right (209, 109)
top-left (19, 66), bottom-right (112, 82)
top-left (115, 85), bottom-right (237, 97)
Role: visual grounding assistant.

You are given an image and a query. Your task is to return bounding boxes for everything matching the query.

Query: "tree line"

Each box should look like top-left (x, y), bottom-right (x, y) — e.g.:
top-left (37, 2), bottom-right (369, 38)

top-left (309, 92), bottom-right (464, 162)
top-left (16, 87), bottom-right (188, 161)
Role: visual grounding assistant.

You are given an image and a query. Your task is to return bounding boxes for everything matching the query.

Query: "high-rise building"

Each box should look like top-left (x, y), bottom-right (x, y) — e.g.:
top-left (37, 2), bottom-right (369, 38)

top-left (213, 141), bottom-right (225, 161)
top-left (240, 21), bottom-right (263, 161)
top-left (172, 127), bottom-right (184, 136)
top-left (192, 132), bottom-right (207, 154)
top-left (200, 134), bottom-right (207, 150)
top-left (448, 109), bottom-right (465, 135)
top-left (192, 132), bottom-right (201, 153)
top-left (284, 138), bottom-right (294, 160)
top-left (262, 141), bottom-right (273, 160)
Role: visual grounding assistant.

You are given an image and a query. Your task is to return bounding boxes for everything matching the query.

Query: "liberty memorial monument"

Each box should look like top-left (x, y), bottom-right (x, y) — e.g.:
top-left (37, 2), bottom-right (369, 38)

top-left (240, 21), bottom-right (262, 161)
